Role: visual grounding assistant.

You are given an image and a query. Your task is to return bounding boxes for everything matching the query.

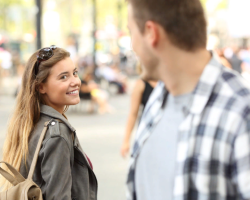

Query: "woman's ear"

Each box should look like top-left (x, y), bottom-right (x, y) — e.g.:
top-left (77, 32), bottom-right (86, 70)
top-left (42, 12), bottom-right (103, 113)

top-left (38, 83), bottom-right (46, 94)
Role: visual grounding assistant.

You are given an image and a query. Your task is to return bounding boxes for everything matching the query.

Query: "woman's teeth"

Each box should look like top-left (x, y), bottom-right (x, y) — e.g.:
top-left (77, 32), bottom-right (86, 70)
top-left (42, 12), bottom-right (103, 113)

top-left (68, 90), bottom-right (78, 94)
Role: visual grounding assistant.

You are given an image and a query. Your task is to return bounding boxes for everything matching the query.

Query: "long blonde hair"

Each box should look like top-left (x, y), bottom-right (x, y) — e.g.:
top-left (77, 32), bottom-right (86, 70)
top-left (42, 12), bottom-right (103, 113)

top-left (0, 47), bottom-right (70, 190)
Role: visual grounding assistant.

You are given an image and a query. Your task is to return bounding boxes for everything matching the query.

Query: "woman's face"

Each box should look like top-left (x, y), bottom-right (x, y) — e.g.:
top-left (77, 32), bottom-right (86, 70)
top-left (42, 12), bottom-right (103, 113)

top-left (39, 57), bottom-right (81, 114)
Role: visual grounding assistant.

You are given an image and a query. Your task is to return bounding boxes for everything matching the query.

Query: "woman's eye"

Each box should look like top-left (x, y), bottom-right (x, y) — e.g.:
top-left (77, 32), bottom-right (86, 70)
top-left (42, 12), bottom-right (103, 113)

top-left (61, 75), bottom-right (67, 79)
top-left (73, 71), bottom-right (78, 76)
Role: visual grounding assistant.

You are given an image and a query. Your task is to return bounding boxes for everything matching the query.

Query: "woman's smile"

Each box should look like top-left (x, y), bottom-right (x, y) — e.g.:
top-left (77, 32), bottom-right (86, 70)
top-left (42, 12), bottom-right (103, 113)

top-left (66, 89), bottom-right (79, 95)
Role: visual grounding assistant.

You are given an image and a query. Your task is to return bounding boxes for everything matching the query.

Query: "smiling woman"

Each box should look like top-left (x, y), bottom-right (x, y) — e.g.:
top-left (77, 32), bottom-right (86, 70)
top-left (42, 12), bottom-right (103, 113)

top-left (39, 57), bottom-right (81, 114)
top-left (0, 46), bottom-right (98, 200)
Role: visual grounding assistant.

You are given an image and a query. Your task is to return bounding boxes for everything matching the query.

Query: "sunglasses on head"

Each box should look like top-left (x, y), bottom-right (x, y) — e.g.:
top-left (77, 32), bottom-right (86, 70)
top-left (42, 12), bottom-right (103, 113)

top-left (34, 45), bottom-right (57, 76)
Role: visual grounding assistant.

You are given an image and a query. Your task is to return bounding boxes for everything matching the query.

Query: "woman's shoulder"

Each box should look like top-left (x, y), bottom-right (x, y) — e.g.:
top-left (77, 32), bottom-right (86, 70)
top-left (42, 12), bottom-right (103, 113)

top-left (133, 79), bottom-right (145, 93)
top-left (32, 114), bottom-right (74, 149)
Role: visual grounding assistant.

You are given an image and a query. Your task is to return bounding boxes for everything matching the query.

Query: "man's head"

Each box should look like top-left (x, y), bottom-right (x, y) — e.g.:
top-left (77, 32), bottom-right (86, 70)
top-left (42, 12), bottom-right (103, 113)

top-left (127, 0), bottom-right (207, 80)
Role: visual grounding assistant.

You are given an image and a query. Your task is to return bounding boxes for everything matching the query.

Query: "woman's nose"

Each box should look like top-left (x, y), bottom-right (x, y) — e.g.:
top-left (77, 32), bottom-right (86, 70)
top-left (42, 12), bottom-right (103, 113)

top-left (70, 76), bottom-right (80, 87)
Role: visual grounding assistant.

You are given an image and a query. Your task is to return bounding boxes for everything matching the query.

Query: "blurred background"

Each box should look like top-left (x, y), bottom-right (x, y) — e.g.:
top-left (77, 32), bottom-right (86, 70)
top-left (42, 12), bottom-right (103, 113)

top-left (0, 0), bottom-right (250, 200)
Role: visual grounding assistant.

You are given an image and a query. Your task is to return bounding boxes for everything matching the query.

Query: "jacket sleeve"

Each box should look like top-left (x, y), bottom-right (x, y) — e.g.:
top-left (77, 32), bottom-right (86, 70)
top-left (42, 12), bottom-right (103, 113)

top-left (39, 136), bottom-right (72, 200)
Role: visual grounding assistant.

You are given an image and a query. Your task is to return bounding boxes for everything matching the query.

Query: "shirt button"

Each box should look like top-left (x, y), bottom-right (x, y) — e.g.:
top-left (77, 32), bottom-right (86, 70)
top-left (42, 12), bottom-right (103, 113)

top-left (51, 121), bottom-right (56, 125)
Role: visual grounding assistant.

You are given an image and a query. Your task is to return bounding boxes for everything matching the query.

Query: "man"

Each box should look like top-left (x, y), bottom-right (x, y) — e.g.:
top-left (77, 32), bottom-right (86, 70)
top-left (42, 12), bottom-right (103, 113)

top-left (126, 0), bottom-right (250, 200)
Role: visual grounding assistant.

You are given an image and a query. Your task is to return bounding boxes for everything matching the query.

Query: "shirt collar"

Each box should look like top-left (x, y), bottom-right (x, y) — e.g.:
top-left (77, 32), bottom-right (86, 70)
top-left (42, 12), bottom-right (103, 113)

top-left (189, 52), bottom-right (223, 115)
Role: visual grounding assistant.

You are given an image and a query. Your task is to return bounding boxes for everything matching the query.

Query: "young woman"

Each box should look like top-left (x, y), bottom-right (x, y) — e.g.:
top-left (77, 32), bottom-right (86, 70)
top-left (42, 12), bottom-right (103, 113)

top-left (0, 46), bottom-right (98, 200)
top-left (120, 63), bottom-right (157, 158)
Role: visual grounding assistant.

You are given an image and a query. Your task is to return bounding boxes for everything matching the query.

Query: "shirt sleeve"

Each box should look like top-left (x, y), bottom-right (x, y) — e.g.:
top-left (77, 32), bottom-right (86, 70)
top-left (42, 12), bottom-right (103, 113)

top-left (232, 120), bottom-right (250, 199)
top-left (39, 136), bottom-right (72, 200)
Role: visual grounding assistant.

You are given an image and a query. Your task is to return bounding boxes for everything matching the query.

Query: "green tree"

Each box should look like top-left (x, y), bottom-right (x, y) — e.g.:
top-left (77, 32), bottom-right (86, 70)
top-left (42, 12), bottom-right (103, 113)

top-left (0, 0), bottom-right (35, 37)
top-left (95, 0), bottom-right (127, 31)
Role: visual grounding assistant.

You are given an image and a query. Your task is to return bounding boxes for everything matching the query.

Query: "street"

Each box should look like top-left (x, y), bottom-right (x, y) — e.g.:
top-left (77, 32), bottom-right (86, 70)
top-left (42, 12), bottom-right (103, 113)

top-left (0, 81), bottom-right (136, 200)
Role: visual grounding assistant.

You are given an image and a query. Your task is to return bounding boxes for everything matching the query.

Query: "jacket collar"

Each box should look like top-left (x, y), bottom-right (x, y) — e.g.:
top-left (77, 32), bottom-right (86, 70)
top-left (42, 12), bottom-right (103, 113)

top-left (40, 104), bottom-right (76, 132)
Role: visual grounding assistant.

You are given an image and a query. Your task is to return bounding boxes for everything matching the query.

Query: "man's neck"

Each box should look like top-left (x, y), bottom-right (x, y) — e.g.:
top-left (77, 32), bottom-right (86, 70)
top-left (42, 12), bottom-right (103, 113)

top-left (158, 47), bottom-right (211, 96)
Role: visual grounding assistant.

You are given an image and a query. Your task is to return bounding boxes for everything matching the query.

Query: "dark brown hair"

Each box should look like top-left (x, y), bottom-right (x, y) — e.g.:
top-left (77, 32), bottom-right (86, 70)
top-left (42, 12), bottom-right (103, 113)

top-left (128, 0), bottom-right (207, 51)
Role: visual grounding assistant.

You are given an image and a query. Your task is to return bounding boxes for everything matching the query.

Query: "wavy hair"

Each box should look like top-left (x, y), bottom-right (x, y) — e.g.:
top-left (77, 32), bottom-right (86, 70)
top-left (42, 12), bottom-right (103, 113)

top-left (0, 47), bottom-right (70, 190)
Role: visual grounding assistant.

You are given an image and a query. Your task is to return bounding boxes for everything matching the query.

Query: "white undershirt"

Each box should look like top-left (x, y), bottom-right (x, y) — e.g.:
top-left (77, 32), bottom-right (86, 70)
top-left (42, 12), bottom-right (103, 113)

top-left (135, 92), bottom-right (193, 200)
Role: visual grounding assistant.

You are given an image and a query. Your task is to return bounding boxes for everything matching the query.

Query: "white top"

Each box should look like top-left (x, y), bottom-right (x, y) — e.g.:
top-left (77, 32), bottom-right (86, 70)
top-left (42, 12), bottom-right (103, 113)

top-left (135, 92), bottom-right (193, 200)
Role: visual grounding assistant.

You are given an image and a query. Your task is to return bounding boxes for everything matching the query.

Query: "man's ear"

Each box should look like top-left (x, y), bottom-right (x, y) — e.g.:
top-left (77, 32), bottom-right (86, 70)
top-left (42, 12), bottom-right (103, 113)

top-left (144, 21), bottom-right (159, 48)
top-left (38, 83), bottom-right (46, 94)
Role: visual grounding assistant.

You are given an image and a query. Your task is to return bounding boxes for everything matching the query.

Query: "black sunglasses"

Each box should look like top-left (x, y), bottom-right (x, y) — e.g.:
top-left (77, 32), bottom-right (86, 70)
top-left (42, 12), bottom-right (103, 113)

top-left (34, 45), bottom-right (57, 76)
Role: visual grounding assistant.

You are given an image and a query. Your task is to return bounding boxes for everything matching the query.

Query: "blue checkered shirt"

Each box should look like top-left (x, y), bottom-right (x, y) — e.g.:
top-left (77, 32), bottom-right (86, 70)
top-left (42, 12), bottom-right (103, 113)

top-left (126, 54), bottom-right (250, 200)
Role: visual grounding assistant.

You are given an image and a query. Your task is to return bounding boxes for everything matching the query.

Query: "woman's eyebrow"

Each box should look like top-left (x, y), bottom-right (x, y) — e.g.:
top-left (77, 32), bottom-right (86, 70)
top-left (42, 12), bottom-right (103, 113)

top-left (57, 68), bottom-right (77, 77)
top-left (57, 71), bottom-right (69, 77)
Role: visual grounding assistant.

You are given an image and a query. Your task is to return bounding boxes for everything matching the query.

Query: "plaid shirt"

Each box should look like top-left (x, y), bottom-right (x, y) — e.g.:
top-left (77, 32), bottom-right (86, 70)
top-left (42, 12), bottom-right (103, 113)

top-left (127, 54), bottom-right (250, 200)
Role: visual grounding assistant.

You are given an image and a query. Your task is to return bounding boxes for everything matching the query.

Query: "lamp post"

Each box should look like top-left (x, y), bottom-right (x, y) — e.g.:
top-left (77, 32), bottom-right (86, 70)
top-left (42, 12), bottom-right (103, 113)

top-left (36, 0), bottom-right (42, 49)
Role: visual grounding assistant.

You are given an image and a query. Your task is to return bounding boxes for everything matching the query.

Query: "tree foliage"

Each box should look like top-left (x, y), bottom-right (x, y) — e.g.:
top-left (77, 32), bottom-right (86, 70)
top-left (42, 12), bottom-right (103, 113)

top-left (0, 0), bottom-right (35, 37)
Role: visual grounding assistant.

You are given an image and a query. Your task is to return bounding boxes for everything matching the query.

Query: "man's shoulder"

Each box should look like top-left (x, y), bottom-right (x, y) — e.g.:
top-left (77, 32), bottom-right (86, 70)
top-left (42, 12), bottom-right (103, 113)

top-left (219, 68), bottom-right (250, 98)
top-left (214, 68), bottom-right (250, 114)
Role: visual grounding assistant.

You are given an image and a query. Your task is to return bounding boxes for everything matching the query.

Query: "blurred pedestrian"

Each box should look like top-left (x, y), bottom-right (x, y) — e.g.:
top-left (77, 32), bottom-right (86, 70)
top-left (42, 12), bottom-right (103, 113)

top-left (110, 64), bottom-right (128, 93)
top-left (228, 47), bottom-right (242, 74)
top-left (120, 64), bottom-right (157, 158)
top-left (0, 47), bottom-right (12, 77)
top-left (80, 70), bottom-right (113, 114)
top-left (239, 47), bottom-right (250, 73)
top-left (0, 46), bottom-right (98, 200)
top-left (215, 48), bottom-right (232, 69)
top-left (98, 63), bottom-right (127, 94)
top-left (126, 0), bottom-right (250, 200)
top-left (65, 34), bottom-right (78, 64)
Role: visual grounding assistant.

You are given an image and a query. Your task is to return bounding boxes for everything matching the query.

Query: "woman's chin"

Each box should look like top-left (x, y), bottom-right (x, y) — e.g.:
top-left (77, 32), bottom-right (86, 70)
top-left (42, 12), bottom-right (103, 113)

top-left (68, 98), bottom-right (81, 106)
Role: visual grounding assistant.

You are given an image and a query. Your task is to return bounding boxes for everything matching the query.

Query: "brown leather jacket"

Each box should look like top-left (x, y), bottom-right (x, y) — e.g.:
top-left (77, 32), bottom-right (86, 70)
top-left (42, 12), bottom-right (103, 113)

top-left (20, 105), bottom-right (98, 200)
